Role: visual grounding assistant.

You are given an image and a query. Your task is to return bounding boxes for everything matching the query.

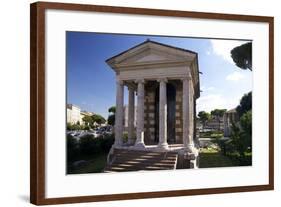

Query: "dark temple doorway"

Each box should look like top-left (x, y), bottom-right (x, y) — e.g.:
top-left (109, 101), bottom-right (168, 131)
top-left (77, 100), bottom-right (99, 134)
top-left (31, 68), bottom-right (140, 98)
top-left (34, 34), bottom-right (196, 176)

top-left (154, 83), bottom-right (176, 144)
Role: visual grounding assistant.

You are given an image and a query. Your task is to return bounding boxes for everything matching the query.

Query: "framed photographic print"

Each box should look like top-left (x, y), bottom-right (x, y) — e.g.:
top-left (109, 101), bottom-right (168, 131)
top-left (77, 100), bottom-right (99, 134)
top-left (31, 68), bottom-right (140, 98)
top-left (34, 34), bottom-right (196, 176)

top-left (30, 1), bottom-right (274, 205)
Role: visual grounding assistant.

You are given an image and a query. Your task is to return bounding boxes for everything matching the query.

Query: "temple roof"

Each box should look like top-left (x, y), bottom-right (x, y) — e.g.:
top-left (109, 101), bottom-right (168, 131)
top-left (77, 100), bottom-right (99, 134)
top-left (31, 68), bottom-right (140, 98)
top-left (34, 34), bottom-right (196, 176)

top-left (106, 39), bottom-right (200, 98)
top-left (106, 39), bottom-right (197, 63)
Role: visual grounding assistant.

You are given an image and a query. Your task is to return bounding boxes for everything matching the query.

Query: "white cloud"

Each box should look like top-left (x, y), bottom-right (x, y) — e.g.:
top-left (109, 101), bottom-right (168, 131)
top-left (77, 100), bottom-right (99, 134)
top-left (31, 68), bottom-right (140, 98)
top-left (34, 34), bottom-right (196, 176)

top-left (226, 71), bottom-right (245, 81)
top-left (201, 86), bottom-right (215, 92)
top-left (196, 93), bottom-right (239, 113)
top-left (210, 39), bottom-right (247, 64)
top-left (197, 94), bottom-right (227, 113)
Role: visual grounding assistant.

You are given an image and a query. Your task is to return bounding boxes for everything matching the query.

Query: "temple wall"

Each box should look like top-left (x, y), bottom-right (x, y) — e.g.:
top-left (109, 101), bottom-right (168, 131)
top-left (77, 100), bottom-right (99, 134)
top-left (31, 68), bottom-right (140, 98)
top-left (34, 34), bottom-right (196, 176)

top-left (143, 81), bottom-right (183, 145)
top-left (175, 83), bottom-right (183, 144)
top-left (144, 89), bottom-right (156, 144)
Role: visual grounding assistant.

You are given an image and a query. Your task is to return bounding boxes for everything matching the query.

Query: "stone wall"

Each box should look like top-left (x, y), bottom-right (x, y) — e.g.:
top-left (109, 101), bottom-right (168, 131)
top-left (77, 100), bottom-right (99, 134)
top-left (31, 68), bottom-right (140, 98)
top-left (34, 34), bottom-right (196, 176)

top-left (144, 82), bottom-right (156, 145)
top-left (143, 80), bottom-right (183, 145)
top-left (175, 82), bottom-right (183, 144)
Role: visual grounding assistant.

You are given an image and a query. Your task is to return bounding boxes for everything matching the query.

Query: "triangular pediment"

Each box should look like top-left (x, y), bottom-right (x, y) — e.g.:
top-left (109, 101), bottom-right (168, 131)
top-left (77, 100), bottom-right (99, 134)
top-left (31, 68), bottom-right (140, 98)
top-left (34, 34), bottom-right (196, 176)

top-left (106, 40), bottom-right (197, 67)
top-left (119, 48), bottom-right (188, 65)
top-left (135, 53), bottom-right (167, 62)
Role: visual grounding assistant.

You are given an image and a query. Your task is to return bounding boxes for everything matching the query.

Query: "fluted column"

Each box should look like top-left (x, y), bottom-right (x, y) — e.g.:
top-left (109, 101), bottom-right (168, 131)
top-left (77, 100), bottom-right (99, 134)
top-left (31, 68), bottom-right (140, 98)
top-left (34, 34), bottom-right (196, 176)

top-left (134, 79), bottom-right (145, 148)
top-left (127, 86), bottom-right (135, 145)
top-left (182, 76), bottom-right (194, 150)
top-left (158, 78), bottom-right (168, 149)
top-left (114, 80), bottom-right (124, 147)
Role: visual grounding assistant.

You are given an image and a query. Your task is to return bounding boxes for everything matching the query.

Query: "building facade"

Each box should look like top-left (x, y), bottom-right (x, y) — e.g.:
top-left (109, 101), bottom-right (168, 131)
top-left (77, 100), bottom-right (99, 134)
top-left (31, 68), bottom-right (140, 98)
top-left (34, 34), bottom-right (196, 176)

top-left (205, 117), bottom-right (224, 131)
top-left (67, 104), bottom-right (94, 126)
top-left (67, 104), bottom-right (82, 125)
top-left (223, 108), bottom-right (239, 137)
top-left (106, 40), bottom-right (200, 169)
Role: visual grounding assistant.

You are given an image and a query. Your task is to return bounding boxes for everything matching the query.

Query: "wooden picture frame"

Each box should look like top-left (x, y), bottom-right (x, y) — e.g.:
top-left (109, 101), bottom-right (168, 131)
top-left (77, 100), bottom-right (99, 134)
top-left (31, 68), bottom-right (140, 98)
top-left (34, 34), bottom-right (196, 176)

top-left (30, 1), bottom-right (274, 205)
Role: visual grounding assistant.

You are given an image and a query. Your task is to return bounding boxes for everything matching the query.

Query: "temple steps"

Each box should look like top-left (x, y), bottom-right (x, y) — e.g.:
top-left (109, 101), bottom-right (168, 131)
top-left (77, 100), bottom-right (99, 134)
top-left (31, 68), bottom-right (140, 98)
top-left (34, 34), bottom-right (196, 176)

top-left (104, 149), bottom-right (178, 172)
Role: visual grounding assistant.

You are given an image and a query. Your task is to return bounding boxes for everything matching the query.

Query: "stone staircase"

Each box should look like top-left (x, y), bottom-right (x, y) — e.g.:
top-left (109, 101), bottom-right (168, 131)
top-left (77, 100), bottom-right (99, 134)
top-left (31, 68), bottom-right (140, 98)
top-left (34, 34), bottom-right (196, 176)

top-left (104, 149), bottom-right (178, 172)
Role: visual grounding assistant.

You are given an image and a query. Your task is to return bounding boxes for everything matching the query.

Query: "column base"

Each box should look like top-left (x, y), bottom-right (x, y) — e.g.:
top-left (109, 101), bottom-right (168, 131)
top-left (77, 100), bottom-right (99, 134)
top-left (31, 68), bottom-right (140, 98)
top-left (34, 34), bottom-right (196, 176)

top-left (113, 142), bottom-right (122, 148)
top-left (127, 138), bottom-right (135, 145)
top-left (157, 142), bottom-right (169, 150)
top-left (134, 142), bottom-right (146, 149)
top-left (183, 144), bottom-right (198, 154)
top-left (177, 148), bottom-right (199, 169)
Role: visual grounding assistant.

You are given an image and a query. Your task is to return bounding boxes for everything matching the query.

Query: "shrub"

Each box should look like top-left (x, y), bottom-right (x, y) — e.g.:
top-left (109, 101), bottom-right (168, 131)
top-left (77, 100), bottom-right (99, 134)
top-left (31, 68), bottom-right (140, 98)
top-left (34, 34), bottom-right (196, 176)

top-left (101, 134), bottom-right (114, 152)
top-left (214, 138), bottom-right (228, 155)
top-left (79, 134), bottom-right (102, 155)
top-left (67, 134), bottom-right (79, 161)
top-left (77, 133), bottom-right (115, 157)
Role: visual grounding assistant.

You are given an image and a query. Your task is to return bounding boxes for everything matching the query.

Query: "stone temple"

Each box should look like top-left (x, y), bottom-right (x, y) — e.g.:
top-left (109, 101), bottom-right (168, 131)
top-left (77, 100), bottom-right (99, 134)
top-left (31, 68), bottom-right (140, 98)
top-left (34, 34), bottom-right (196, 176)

top-left (105, 39), bottom-right (200, 172)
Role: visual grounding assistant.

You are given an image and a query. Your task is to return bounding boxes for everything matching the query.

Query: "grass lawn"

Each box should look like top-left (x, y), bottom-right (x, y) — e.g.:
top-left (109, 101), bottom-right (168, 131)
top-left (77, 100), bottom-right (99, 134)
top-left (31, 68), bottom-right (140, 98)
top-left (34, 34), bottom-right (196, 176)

top-left (68, 152), bottom-right (108, 174)
top-left (199, 148), bottom-right (240, 168)
top-left (200, 131), bottom-right (223, 138)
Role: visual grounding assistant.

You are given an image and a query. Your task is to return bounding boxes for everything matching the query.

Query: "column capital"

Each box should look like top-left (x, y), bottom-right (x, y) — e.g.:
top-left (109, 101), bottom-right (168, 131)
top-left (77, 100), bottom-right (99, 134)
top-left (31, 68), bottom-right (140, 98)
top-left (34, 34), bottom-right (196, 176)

top-left (126, 84), bottom-right (135, 91)
top-left (181, 76), bottom-right (192, 82)
top-left (157, 78), bottom-right (168, 83)
top-left (134, 79), bottom-right (145, 84)
top-left (116, 79), bottom-right (124, 85)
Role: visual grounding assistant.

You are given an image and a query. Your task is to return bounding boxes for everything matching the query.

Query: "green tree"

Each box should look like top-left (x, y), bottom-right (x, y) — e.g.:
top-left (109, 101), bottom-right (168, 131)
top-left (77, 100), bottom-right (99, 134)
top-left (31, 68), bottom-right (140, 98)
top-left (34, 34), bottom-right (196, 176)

top-left (108, 106), bottom-right (116, 113)
top-left (72, 124), bottom-right (81, 130)
top-left (82, 115), bottom-right (93, 126)
top-left (107, 106), bottom-right (116, 126)
top-left (198, 111), bottom-right (211, 130)
top-left (92, 114), bottom-right (106, 125)
top-left (83, 125), bottom-right (90, 130)
top-left (229, 111), bottom-right (252, 165)
top-left (227, 92), bottom-right (252, 165)
top-left (231, 42), bottom-right (252, 71)
top-left (67, 123), bottom-right (73, 130)
top-left (211, 109), bottom-right (227, 130)
top-left (107, 114), bottom-right (115, 126)
top-left (236, 92), bottom-right (252, 117)
top-left (240, 110), bottom-right (252, 149)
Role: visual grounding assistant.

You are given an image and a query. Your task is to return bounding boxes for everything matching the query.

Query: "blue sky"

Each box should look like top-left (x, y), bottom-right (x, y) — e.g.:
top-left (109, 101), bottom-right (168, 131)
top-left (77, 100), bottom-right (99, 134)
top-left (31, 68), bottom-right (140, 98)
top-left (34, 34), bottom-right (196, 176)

top-left (66, 32), bottom-right (252, 118)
